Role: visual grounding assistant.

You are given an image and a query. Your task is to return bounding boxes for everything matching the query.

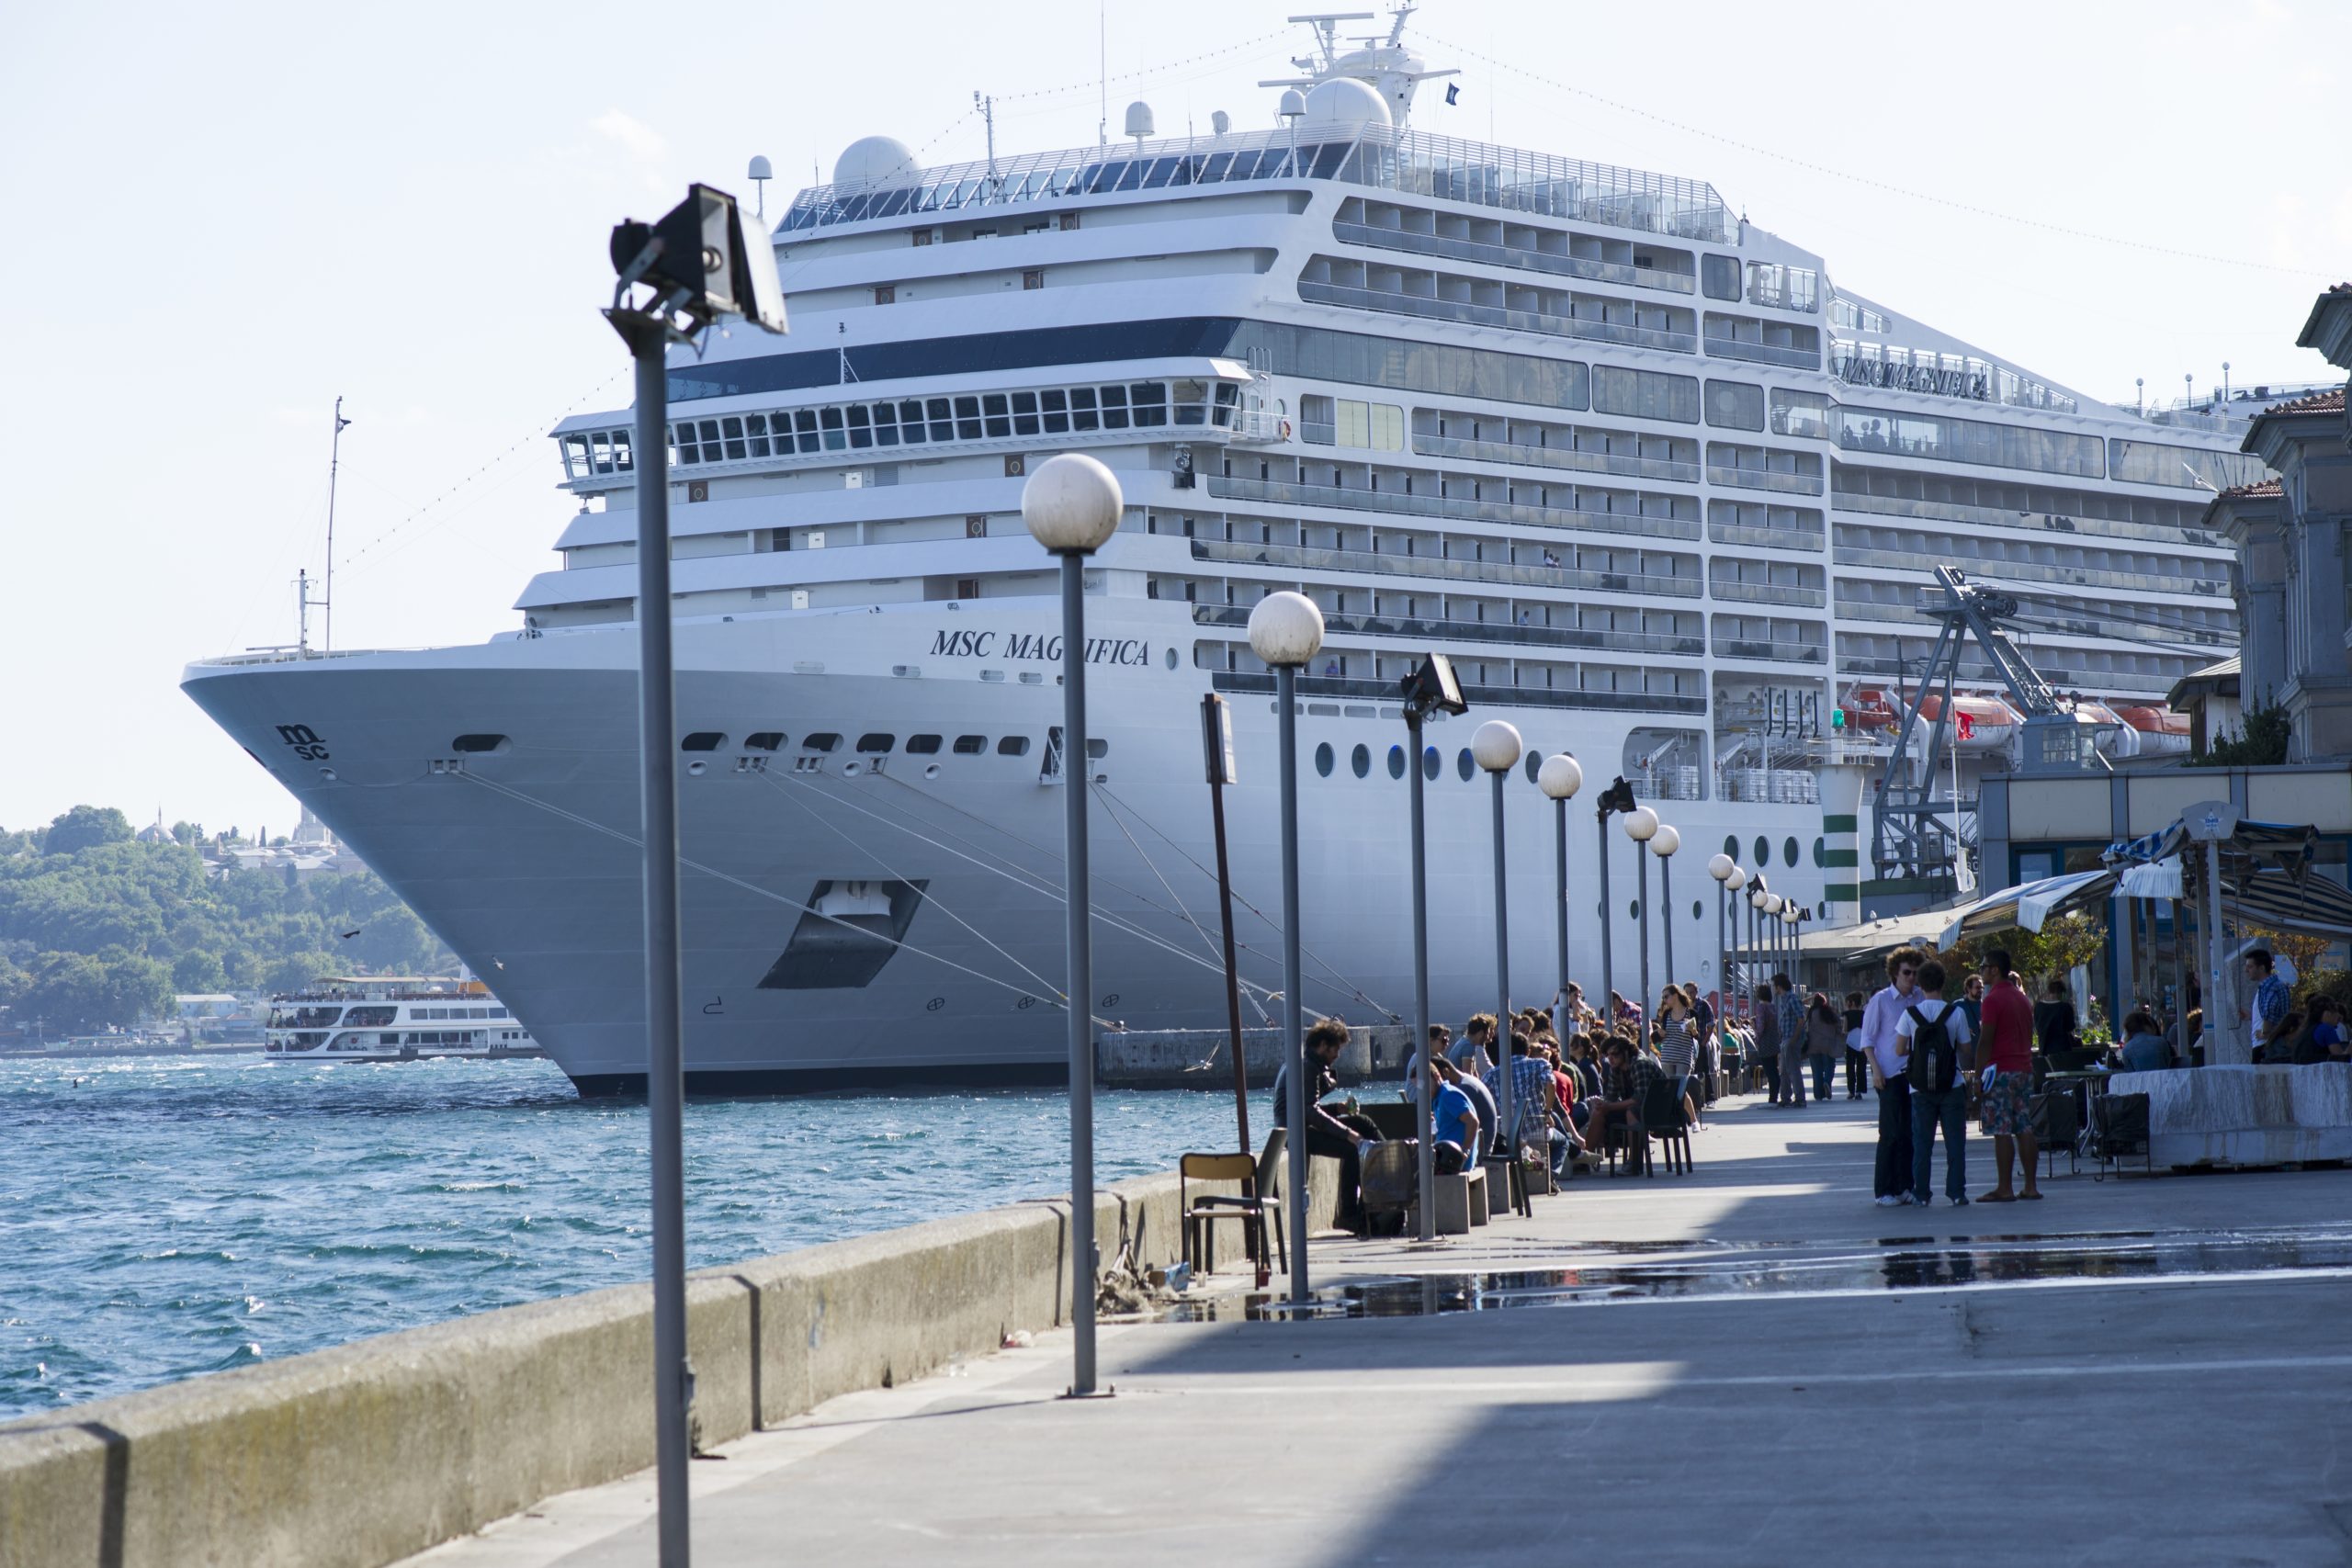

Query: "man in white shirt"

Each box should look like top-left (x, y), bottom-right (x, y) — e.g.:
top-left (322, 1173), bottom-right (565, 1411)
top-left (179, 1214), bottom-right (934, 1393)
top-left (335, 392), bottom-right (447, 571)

top-left (1860, 947), bottom-right (1926, 1206)
top-left (1894, 958), bottom-right (1974, 1208)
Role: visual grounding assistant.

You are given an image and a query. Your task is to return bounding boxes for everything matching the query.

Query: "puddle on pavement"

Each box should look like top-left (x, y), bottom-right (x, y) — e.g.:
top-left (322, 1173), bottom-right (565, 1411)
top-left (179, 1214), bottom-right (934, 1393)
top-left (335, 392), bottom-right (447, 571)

top-left (1159, 1225), bottom-right (2352, 1322)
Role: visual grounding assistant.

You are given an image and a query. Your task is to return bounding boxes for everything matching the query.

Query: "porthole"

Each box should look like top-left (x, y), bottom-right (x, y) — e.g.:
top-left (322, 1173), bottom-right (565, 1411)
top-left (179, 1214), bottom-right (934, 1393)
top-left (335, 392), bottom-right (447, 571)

top-left (1351, 743), bottom-right (1370, 778)
top-left (1086, 738), bottom-right (1109, 759)
top-left (1783, 836), bottom-right (1800, 868)
top-left (744, 732), bottom-right (786, 751)
top-left (1422, 746), bottom-right (1441, 782)
top-left (997, 735), bottom-right (1031, 757)
top-left (1723, 834), bottom-right (1739, 860)
top-left (1629, 900), bottom-right (1640, 919)
top-left (452, 733), bottom-right (510, 753)
top-left (1388, 744), bottom-right (1406, 780)
top-left (856, 733), bottom-right (896, 753)
top-left (803, 732), bottom-right (842, 753)
top-left (1164, 647), bottom-right (1179, 671)
top-left (681, 732), bottom-right (727, 752)
top-left (923, 762), bottom-right (942, 779)
top-left (1456, 748), bottom-right (1475, 781)
top-left (952, 735), bottom-right (987, 754)
top-left (905, 734), bottom-right (943, 755)
top-left (1812, 836), bottom-right (1827, 867)
top-left (1753, 835), bottom-right (1770, 867)
top-left (1315, 742), bottom-right (1334, 777)
top-left (1692, 900), bottom-right (1703, 920)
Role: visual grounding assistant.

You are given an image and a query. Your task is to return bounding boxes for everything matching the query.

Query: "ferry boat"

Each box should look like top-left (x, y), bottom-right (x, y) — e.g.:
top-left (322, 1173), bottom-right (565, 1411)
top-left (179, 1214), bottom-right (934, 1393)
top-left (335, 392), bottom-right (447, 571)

top-left (185, 12), bottom-right (2280, 1094)
top-left (265, 976), bottom-right (544, 1063)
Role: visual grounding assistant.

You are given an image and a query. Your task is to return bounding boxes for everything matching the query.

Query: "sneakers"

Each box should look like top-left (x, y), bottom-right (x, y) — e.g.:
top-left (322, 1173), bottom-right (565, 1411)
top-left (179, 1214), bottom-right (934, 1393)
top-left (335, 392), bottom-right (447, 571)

top-left (1900, 1192), bottom-right (1918, 1205)
top-left (1951, 1195), bottom-right (1971, 1207)
top-left (1874, 1194), bottom-right (1903, 1207)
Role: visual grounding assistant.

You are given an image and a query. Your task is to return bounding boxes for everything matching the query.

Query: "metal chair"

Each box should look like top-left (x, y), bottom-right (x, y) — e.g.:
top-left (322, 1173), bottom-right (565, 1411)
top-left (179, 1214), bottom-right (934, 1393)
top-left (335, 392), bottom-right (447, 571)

top-left (1180, 1127), bottom-right (1286, 1274)
top-left (2091, 1091), bottom-right (2154, 1181)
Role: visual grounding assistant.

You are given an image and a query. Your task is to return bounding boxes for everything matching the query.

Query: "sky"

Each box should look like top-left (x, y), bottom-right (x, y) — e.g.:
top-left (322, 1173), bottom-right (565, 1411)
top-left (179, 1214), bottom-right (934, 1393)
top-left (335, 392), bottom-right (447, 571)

top-left (2, 0), bottom-right (2345, 839)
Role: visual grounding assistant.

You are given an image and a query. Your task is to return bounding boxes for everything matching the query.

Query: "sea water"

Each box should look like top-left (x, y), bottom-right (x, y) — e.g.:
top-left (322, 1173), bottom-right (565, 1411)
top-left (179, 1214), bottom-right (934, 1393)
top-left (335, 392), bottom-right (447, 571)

top-left (0, 1053), bottom-right (1297, 1422)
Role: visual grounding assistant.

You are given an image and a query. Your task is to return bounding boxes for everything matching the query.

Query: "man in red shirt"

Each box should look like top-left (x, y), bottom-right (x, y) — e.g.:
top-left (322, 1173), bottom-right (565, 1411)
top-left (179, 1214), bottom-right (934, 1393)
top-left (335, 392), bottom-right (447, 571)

top-left (1975, 948), bottom-right (2041, 1201)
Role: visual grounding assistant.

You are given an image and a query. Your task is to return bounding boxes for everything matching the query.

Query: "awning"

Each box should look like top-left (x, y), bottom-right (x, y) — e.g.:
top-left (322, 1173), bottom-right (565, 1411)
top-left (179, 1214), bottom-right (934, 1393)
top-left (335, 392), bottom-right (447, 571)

top-left (2224, 868), bottom-right (2352, 942)
top-left (2107, 815), bottom-right (2316, 873)
top-left (1936, 867), bottom-right (2118, 950)
top-left (1794, 906), bottom-right (1968, 964)
top-left (2118, 856), bottom-right (2184, 899)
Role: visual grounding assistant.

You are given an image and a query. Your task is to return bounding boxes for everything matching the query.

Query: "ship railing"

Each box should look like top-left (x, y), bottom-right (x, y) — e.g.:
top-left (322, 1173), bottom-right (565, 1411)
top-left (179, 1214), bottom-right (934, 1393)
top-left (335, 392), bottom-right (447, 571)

top-left (1411, 433), bottom-right (1702, 487)
top-left (1191, 604), bottom-right (1705, 660)
top-left (1205, 473), bottom-right (1702, 544)
top-left (1300, 278), bottom-right (1700, 355)
top-left (780, 125), bottom-right (1731, 245)
top-left (1330, 218), bottom-right (1697, 294)
top-left (1187, 536), bottom-right (1701, 600)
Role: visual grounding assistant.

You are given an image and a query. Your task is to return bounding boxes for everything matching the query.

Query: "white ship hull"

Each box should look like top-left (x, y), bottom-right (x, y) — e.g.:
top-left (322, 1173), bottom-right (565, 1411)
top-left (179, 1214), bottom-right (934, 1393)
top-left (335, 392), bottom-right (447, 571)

top-left (186, 602), bottom-right (1817, 1092)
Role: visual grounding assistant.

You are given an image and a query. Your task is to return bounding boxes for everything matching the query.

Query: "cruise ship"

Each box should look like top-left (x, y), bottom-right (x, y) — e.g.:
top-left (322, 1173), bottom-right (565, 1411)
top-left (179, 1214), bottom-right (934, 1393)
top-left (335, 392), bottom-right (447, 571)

top-left (183, 14), bottom-right (2271, 1094)
top-left (265, 976), bottom-right (544, 1063)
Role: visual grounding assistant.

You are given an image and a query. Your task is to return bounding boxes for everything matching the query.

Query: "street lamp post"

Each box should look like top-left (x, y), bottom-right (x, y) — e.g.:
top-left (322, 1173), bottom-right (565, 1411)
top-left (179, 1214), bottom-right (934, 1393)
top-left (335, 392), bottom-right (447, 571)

top-left (1594, 778), bottom-right (1637, 1024)
top-left (1747, 878), bottom-right (1770, 1019)
top-left (1623, 806), bottom-right (1659, 1020)
top-left (1248, 591), bottom-right (1324, 1306)
top-left (1022, 453), bottom-right (1125, 1397)
top-left (1711, 858), bottom-right (1742, 1020)
top-left (1401, 654), bottom-right (1469, 1243)
top-left (1540, 755), bottom-right (1585, 1030)
top-left (1473, 720), bottom-right (1525, 1157)
top-left (1651, 825), bottom-right (1681, 993)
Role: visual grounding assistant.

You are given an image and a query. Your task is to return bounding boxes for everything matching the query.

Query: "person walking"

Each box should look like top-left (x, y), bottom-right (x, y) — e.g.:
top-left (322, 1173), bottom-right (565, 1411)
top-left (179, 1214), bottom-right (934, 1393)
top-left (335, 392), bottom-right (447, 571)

top-left (1974, 951), bottom-right (2041, 1201)
top-left (1842, 989), bottom-right (1869, 1100)
top-left (1774, 975), bottom-right (1806, 1107)
top-left (1862, 948), bottom-right (1926, 1205)
top-left (1897, 960), bottom-right (1973, 1208)
top-left (1804, 993), bottom-right (1842, 1105)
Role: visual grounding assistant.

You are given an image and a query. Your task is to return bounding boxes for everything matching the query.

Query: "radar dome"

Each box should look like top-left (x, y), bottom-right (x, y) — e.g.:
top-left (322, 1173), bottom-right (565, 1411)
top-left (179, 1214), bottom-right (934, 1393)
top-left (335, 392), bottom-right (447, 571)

top-left (1303, 77), bottom-right (1392, 130)
top-left (833, 135), bottom-right (919, 187)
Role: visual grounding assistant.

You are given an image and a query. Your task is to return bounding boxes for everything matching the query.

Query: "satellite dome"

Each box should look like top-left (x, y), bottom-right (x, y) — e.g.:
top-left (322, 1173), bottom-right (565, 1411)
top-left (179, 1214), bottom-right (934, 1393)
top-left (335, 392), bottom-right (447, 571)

top-left (1302, 77), bottom-right (1392, 130)
top-left (832, 135), bottom-right (919, 187)
top-left (1123, 100), bottom-right (1156, 139)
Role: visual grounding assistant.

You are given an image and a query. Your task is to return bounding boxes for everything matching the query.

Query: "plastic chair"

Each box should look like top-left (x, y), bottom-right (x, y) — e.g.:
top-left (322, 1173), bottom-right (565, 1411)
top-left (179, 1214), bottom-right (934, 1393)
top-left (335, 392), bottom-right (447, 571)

top-left (1181, 1128), bottom-right (1286, 1274)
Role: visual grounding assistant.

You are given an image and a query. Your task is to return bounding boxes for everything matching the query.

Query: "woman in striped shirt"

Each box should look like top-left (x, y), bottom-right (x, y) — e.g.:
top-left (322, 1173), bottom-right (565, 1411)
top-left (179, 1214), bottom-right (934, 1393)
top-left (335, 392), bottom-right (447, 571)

top-left (1656, 986), bottom-right (1702, 1127)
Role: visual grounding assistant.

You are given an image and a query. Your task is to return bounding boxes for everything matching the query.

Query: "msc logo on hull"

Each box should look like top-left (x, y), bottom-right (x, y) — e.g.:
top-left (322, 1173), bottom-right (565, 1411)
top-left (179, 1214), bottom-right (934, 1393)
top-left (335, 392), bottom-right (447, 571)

top-left (928, 630), bottom-right (1151, 666)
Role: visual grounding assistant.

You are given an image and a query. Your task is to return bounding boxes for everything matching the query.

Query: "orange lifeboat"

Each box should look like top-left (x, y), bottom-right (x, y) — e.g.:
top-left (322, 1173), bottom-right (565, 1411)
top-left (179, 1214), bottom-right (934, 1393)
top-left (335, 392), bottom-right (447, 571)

top-left (1842, 687), bottom-right (1899, 732)
top-left (2117, 705), bottom-right (2191, 758)
top-left (1913, 693), bottom-right (2022, 752)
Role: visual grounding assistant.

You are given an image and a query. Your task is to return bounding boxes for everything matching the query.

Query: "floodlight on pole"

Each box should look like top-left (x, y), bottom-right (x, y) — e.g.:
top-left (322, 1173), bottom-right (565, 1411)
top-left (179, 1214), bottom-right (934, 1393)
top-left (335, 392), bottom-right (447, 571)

top-left (1021, 452), bottom-right (1122, 1398)
top-left (1473, 720), bottom-right (1523, 1166)
top-left (1399, 650), bottom-right (1467, 1242)
top-left (1249, 591), bottom-right (1323, 1306)
top-left (605, 178), bottom-right (788, 1568)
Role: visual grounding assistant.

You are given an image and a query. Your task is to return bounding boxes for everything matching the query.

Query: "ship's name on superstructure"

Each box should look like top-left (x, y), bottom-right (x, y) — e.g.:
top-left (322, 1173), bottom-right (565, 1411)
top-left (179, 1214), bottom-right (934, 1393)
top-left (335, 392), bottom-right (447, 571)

top-left (930, 630), bottom-right (1151, 666)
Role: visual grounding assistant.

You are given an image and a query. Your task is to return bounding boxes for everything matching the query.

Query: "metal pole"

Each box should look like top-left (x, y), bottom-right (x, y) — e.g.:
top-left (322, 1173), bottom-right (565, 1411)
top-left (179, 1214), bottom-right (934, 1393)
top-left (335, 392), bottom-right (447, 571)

top-left (2171, 897), bottom-right (2190, 1061)
top-left (1489, 767), bottom-right (1512, 1160)
top-left (1659, 853), bottom-right (1676, 993)
top-left (1635, 843), bottom-right (1652, 1028)
top-left (1596, 811), bottom-right (1615, 1025)
top-left (1408, 714), bottom-right (1433, 1242)
top-left (1057, 554), bottom-right (1099, 1390)
top-left (620, 318), bottom-right (691, 1567)
top-left (1277, 662), bottom-right (1310, 1304)
top-left (1714, 883), bottom-right (1725, 1022)
top-left (323, 395), bottom-right (345, 653)
top-left (1208, 770), bottom-right (1249, 1156)
top-left (2205, 837), bottom-right (2230, 1065)
top-left (1553, 799), bottom-right (1570, 1022)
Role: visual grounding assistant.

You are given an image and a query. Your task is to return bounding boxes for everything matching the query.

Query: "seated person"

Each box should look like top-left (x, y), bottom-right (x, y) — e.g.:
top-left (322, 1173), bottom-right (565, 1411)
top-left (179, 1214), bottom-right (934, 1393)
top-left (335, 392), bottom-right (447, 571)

top-left (2292, 998), bottom-right (2346, 1066)
top-left (1432, 1055), bottom-right (1499, 1159)
top-left (1583, 1037), bottom-right (1662, 1162)
top-left (2118, 1010), bottom-right (2173, 1072)
top-left (1425, 1055), bottom-right (1480, 1177)
top-left (1271, 1017), bottom-right (1379, 1235)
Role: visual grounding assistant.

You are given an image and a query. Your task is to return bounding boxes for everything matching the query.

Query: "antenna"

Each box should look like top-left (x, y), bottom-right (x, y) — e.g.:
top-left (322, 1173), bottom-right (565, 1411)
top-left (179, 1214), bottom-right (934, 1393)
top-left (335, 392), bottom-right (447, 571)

top-left (1097, 1), bottom-right (1108, 149)
top-left (975, 93), bottom-right (998, 194)
top-left (322, 397), bottom-right (349, 652)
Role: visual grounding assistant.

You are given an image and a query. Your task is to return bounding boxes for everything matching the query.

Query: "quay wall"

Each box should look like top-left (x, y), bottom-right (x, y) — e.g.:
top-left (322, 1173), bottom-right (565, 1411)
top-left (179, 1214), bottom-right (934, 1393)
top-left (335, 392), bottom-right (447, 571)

top-left (1098, 1023), bottom-right (1414, 1088)
top-left (0, 1158), bottom-right (1340, 1568)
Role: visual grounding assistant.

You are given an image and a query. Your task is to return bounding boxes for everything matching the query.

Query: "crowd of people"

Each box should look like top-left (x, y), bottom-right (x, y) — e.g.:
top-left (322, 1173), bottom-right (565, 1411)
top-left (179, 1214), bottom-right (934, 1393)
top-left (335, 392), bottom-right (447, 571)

top-left (1272, 940), bottom-right (2349, 1232)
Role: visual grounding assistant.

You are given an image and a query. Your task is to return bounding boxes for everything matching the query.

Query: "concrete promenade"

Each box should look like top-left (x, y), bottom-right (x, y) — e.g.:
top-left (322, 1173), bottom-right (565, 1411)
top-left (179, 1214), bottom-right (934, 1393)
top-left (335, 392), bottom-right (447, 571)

top-left (411, 1091), bottom-right (2352, 1568)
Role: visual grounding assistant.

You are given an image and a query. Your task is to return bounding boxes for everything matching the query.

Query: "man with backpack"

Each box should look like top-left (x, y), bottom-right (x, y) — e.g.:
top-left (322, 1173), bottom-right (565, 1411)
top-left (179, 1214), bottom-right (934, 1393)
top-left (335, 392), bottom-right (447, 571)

top-left (1895, 959), bottom-right (1974, 1207)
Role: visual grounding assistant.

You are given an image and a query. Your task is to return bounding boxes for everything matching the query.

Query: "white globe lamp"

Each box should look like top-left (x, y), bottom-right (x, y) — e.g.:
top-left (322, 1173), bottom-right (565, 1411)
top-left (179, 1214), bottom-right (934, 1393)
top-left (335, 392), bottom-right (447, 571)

top-left (1020, 453), bottom-right (1124, 555)
top-left (1622, 805), bottom-right (1659, 842)
top-left (1472, 720), bottom-right (1523, 773)
top-left (1649, 823), bottom-right (1680, 858)
top-left (1247, 591), bottom-right (1324, 669)
top-left (1537, 753), bottom-right (1583, 801)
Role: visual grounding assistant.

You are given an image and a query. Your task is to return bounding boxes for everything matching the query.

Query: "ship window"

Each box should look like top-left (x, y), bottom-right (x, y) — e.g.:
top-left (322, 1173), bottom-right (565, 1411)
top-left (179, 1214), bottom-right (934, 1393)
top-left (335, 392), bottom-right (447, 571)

top-left (856, 733), bottom-right (895, 753)
top-left (1388, 744), bottom-right (1406, 779)
top-left (1754, 835), bottom-right (1770, 867)
top-left (905, 734), bottom-right (943, 754)
top-left (982, 393), bottom-right (1012, 438)
top-left (743, 732), bottom-right (786, 751)
top-left (897, 400), bottom-right (927, 445)
top-left (793, 409), bottom-right (820, 454)
top-left (1086, 738), bottom-right (1108, 758)
top-left (1351, 743), bottom-right (1370, 778)
top-left (1422, 745), bottom-right (1441, 782)
top-left (680, 732), bottom-right (727, 751)
top-left (1069, 387), bottom-right (1100, 432)
top-left (927, 398), bottom-right (955, 442)
top-left (450, 734), bottom-right (509, 753)
top-left (1040, 389), bottom-right (1070, 434)
top-left (1456, 748), bottom-right (1475, 782)
top-left (802, 732), bottom-right (842, 753)
top-left (1098, 384), bottom-right (1130, 430)
top-left (1784, 835), bottom-right (1801, 868)
top-left (953, 734), bottom-right (987, 754)
top-left (1703, 379), bottom-right (1764, 432)
top-left (1010, 390), bottom-right (1040, 435)
top-left (722, 416), bottom-right (748, 461)
top-left (1315, 742), bottom-right (1335, 777)
top-left (954, 395), bottom-right (984, 441)
top-left (1523, 753), bottom-right (1541, 784)
top-left (845, 404), bottom-right (872, 448)
top-left (1724, 834), bottom-right (1738, 859)
top-left (997, 735), bottom-right (1031, 756)
top-left (819, 406), bottom-right (846, 450)
top-left (1129, 382), bottom-right (1168, 428)
top-left (1702, 254), bottom-right (1740, 300)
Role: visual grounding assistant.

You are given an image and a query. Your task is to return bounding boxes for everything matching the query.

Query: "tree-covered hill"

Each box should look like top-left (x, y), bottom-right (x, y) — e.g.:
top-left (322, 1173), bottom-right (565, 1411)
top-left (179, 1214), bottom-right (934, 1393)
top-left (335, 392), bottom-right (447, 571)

top-left (0, 806), bottom-right (453, 1034)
